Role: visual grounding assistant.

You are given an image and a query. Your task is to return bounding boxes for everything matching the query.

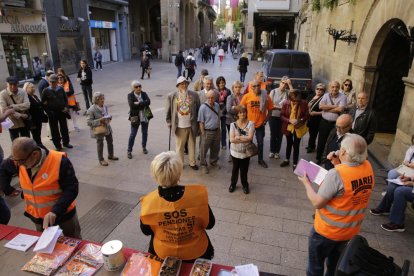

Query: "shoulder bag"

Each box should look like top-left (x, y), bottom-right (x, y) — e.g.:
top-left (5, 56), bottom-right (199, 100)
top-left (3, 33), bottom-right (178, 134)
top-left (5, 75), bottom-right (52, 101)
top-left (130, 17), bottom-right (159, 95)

top-left (93, 125), bottom-right (107, 135)
top-left (143, 106), bottom-right (154, 120)
top-left (234, 122), bottom-right (258, 157)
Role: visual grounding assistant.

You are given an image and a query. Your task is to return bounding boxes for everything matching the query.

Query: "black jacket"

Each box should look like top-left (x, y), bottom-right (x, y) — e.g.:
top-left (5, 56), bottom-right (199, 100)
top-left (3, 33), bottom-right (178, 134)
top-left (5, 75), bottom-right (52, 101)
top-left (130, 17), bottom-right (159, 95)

top-left (238, 57), bottom-right (249, 73)
top-left (127, 91), bottom-right (151, 122)
top-left (41, 86), bottom-right (68, 112)
top-left (38, 78), bottom-right (49, 98)
top-left (28, 94), bottom-right (45, 126)
top-left (0, 149), bottom-right (79, 224)
top-left (77, 66), bottom-right (93, 85)
top-left (175, 53), bottom-right (184, 66)
top-left (349, 107), bottom-right (377, 145)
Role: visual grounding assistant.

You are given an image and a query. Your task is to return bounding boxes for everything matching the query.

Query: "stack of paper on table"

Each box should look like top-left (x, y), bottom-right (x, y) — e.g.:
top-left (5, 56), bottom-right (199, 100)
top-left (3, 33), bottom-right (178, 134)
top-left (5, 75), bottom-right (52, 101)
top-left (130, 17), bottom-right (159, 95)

top-left (294, 159), bottom-right (328, 185)
top-left (5, 234), bottom-right (39, 252)
top-left (235, 264), bottom-right (260, 276)
top-left (33, 226), bottom-right (62, 254)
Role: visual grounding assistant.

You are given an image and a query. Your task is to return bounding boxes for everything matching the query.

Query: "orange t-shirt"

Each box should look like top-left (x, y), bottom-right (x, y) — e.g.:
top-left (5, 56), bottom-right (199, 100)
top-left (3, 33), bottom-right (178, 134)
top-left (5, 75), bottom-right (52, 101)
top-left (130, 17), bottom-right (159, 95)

top-left (240, 92), bottom-right (274, 128)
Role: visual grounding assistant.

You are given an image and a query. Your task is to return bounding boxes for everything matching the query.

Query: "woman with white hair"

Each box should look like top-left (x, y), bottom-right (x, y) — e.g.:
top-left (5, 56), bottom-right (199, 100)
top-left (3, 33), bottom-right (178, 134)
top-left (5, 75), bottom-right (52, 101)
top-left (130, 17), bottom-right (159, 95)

top-left (87, 92), bottom-right (118, 166)
top-left (127, 80), bottom-right (151, 159)
top-left (140, 151), bottom-right (215, 261)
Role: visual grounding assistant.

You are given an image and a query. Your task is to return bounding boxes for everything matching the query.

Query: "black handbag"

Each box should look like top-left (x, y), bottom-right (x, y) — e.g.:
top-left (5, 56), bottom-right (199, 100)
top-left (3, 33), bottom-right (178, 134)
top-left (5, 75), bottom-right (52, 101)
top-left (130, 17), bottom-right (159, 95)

top-left (41, 111), bottom-right (49, 123)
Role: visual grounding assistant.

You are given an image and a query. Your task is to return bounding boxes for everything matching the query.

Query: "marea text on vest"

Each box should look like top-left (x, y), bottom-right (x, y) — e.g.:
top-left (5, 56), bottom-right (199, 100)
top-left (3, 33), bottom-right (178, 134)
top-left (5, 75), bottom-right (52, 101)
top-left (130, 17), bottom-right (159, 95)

top-left (351, 175), bottom-right (373, 195)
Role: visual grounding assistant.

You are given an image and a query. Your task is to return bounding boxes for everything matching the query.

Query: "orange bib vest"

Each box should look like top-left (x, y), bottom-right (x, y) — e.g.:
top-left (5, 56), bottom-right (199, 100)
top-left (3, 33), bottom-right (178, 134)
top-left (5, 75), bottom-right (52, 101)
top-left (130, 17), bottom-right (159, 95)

top-left (19, 150), bottom-right (76, 219)
top-left (140, 185), bottom-right (209, 260)
top-left (61, 81), bottom-right (76, 106)
top-left (314, 160), bottom-right (374, 241)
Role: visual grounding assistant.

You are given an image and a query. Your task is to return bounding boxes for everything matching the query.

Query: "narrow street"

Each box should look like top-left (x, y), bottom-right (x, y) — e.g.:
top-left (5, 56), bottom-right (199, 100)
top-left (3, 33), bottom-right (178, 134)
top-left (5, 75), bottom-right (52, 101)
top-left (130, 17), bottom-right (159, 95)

top-left (2, 54), bottom-right (413, 275)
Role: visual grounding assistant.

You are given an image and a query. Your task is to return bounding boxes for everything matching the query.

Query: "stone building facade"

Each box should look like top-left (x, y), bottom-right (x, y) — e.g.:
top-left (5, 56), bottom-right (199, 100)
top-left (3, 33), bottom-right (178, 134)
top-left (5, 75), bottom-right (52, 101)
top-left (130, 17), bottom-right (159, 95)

top-left (129, 0), bottom-right (216, 61)
top-left (297, 0), bottom-right (414, 165)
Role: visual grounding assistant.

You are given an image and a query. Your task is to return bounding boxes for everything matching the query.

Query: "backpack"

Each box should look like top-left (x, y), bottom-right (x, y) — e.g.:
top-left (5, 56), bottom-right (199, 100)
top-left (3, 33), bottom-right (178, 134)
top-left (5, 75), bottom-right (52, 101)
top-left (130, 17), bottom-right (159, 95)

top-left (174, 56), bottom-right (180, 66)
top-left (185, 58), bottom-right (192, 69)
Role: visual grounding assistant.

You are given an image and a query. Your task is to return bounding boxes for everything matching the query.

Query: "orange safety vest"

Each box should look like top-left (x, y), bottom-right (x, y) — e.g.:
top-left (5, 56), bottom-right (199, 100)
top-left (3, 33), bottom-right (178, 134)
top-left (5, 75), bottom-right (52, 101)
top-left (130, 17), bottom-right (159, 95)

top-left (140, 185), bottom-right (209, 260)
top-left (314, 160), bottom-right (374, 241)
top-left (19, 150), bottom-right (76, 219)
top-left (246, 81), bottom-right (266, 94)
top-left (61, 81), bottom-right (76, 106)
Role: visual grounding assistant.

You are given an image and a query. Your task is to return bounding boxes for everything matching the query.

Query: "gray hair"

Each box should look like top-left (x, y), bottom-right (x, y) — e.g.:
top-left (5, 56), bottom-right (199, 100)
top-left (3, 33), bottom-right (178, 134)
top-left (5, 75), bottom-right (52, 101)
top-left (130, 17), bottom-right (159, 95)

top-left (203, 75), bottom-right (213, 83)
top-left (130, 80), bottom-right (142, 90)
top-left (340, 133), bottom-right (368, 164)
top-left (150, 151), bottom-right (183, 187)
top-left (92, 91), bottom-right (105, 104)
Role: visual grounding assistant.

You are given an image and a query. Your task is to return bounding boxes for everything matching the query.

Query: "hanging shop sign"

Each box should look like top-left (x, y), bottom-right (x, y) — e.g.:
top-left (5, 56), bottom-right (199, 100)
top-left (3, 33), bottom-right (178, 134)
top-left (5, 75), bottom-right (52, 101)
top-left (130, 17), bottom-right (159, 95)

top-left (90, 20), bottom-right (116, 29)
top-left (0, 15), bottom-right (46, 33)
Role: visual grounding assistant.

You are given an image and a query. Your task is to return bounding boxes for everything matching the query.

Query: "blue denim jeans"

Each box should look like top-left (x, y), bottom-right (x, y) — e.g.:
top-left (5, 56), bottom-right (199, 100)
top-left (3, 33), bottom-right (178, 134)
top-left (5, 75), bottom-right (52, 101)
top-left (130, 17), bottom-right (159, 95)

top-left (377, 182), bottom-right (414, 225)
top-left (177, 64), bottom-right (182, 78)
top-left (0, 196), bottom-right (11, 225)
top-left (268, 116), bottom-right (283, 154)
top-left (255, 125), bottom-right (265, 161)
top-left (240, 72), bottom-right (246, 83)
top-left (127, 122), bottom-right (148, 153)
top-left (307, 227), bottom-right (348, 276)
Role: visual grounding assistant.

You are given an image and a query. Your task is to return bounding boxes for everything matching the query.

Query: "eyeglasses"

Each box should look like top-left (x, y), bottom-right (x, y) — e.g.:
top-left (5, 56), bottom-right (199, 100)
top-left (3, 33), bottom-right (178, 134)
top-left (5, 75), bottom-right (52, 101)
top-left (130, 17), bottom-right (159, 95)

top-left (344, 83), bottom-right (351, 87)
top-left (252, 85), bottom-right (260, 88)
top-left (11, 148), bottom-right (38, 166)
top-left (134, 85), bottom-right (142, 88)
top-left (316, 88), bottom-right (324, 91)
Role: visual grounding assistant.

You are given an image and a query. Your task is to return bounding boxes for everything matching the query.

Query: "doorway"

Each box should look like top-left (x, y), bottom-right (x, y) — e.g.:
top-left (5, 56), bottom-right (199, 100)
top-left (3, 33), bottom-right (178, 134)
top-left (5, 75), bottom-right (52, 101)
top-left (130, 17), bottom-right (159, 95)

top-left (372, 21), bottom-right (410, 133)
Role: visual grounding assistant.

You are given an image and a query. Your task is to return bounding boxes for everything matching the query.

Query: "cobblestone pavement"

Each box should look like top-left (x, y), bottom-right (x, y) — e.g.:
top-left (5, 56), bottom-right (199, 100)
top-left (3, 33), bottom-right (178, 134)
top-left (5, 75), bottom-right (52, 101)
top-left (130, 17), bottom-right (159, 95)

top-left (2, 53), bottom-right (414, 275)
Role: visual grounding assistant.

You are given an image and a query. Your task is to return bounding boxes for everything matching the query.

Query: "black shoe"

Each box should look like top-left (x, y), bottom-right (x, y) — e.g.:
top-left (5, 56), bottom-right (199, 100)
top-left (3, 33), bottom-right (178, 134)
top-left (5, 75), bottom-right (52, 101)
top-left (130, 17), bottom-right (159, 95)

top-left (370, 208), bottom-right (389, 216)
top-left (143, 148), bottom-right (148, 154)
top-left (258, 160), bottom-right (268, 168)
top-left (127, 152), bottom-right (132, 159)
top-left (242, 186), bottom-right (250, 194)
top-left (228, 185), bottom-right (235, 193)
top-left (63, 143), bottom-right (73, 148)
top-left (280, 160), bottom-right (290, 167)
top-left (190, 165), bottom-right (199, 170)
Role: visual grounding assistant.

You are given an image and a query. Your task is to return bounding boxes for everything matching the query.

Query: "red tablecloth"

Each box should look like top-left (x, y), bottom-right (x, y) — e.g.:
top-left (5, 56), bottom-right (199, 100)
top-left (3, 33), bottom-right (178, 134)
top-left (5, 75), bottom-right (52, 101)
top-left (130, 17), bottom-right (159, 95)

top-left (1, 225), bottom-right (233, 275)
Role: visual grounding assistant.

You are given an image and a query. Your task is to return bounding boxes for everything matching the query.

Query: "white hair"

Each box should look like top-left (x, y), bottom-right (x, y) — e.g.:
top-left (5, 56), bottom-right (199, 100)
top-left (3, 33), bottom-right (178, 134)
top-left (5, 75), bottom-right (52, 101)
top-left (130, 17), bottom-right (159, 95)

top-left (92, 91), bottom-right (105, 104)
top-left (130, 80), bottom-right (142, 90)
top-left (203, 75), bottom-right (213, 83)
top-left (150, 151), bottom-right (183, 187)
top-left (340, 133), bottom-right (367, 164)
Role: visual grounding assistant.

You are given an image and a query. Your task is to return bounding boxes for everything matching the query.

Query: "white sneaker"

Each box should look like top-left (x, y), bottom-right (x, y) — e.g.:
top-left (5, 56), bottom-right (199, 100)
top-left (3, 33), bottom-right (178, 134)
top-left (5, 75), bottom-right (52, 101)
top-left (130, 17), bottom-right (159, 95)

top-left (274, 153), bottom-right (280, 159)
top-left (269, 152), bottom-right (275, 158)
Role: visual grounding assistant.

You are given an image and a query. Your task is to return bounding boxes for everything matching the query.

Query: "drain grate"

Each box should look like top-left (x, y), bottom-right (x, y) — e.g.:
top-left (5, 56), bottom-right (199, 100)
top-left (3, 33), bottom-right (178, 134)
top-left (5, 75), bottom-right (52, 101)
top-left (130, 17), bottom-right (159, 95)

top-left (79, 199), bottom-right (135, 242)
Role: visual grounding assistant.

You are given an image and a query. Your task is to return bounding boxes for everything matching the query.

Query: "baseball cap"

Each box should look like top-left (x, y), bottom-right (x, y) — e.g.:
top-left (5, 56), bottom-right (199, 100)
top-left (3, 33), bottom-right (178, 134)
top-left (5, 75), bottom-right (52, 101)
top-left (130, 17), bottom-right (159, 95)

top-left (48, 74), bottom-right (58, 82)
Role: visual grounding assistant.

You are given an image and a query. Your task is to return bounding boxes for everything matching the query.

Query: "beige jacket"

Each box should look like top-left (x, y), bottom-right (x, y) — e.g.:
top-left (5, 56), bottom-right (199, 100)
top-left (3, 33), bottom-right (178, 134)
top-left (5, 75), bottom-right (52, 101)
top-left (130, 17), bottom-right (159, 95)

top-left (0, 88), bottom-right (30, 129)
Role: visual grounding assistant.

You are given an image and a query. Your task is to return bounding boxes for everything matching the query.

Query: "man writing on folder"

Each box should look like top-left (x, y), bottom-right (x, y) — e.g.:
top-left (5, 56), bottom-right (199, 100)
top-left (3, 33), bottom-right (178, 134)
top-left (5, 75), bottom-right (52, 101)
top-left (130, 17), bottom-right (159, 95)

top-left (298, 133), bottom-right (375, 276)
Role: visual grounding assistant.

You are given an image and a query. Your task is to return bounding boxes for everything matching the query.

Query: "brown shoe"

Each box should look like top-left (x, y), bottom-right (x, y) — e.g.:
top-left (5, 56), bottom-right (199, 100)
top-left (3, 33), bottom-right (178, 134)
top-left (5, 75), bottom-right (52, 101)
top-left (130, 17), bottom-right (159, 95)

top-left (108, 156), bottom-right (119, 160)
top-left (100, 160), bottom-right (109, 166)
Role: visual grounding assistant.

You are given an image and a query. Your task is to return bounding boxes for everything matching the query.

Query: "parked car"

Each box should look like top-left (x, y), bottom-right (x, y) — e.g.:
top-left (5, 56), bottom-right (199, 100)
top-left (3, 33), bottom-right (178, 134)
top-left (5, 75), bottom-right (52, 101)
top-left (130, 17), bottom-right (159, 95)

top-left (262, 49), bottom-right (313, 98)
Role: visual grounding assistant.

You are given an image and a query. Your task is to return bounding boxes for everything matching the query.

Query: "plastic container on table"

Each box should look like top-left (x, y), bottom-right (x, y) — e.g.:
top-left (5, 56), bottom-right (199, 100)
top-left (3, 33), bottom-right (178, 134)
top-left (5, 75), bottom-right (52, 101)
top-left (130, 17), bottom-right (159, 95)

top-left (158, 256), bottom-right (182, 276)
top-left (189, 258), bottom-right (213, 276)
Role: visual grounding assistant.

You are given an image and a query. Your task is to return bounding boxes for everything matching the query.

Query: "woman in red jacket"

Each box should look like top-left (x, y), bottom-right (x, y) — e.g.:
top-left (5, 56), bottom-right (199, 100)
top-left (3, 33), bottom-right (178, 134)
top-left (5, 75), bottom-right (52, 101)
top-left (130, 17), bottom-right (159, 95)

top-left (280, 89), bottom-right (309, 169)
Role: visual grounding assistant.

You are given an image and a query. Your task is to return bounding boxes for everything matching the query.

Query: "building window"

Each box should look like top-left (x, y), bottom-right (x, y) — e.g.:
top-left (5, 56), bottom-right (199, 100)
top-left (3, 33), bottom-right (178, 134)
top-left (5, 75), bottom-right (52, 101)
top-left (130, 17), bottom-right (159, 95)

top-left (63, 0), bottom-right (74, 18)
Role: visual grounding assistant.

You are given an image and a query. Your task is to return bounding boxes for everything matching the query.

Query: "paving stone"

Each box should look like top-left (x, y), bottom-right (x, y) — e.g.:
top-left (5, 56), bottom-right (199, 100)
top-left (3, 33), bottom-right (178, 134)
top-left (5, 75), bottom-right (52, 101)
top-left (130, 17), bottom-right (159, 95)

top-left (212, 207), bottom-right (241, 224)
top-left (230, 239), bottom-right (281, 264)
top-left (213, 251), bottom-right (246, 267)
top-left (282, 219), bottom-right (313, 236)
top-left (209, 233), bottom-right (233, 254)
top-left (298, 235), bottom-right (309, 252)
top-left (216, 197), bottom-right (258, 213)
top-left (280, 248), bottom-right (308, 269)
top-left (256, 203), bottom-right (299, 220)
top-left (210, 221), bottom-right (253, 240)
top-left (239, 213), bottom-right (283, 231)
top-left (251, 228), bottom-right (299, 249)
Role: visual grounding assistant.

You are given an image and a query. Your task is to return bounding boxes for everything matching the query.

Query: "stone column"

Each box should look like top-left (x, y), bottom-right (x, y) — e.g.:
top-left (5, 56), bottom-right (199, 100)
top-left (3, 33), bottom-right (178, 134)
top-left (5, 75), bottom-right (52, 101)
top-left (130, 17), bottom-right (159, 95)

top-left (389, 67), bottom-right (414, 165)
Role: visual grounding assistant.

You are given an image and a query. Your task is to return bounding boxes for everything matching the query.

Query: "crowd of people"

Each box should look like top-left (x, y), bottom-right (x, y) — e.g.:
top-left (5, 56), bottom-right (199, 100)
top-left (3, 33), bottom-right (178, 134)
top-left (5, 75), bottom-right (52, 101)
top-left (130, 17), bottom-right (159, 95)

top-left (0, 46), bottom-right (413, 273)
